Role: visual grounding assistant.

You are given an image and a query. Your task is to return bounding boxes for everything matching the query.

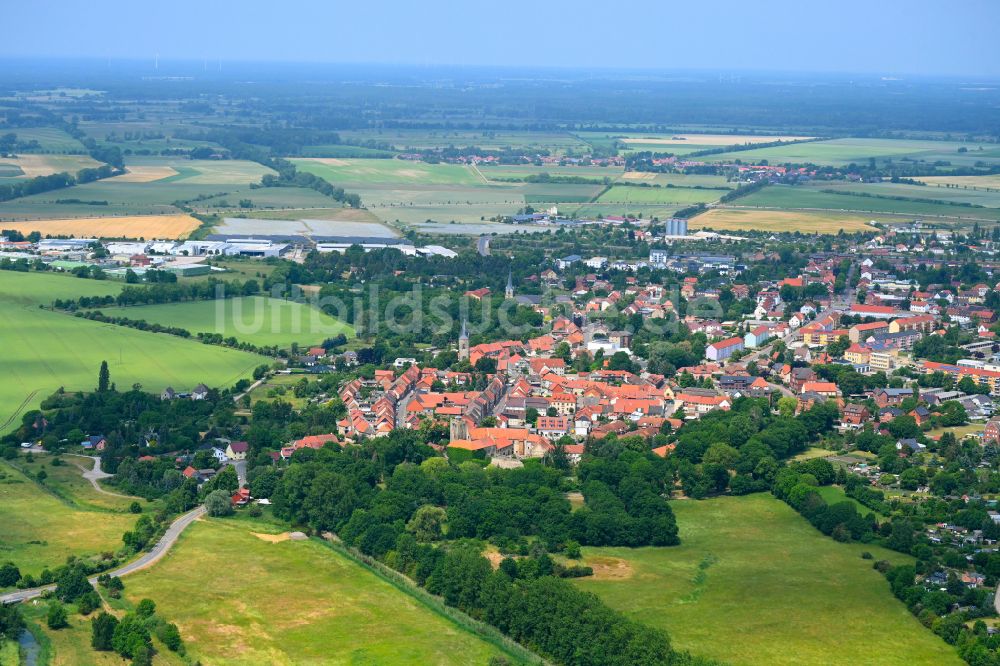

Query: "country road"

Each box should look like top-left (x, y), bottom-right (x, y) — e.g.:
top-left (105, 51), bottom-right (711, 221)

top-left (477, 235), bottom-right (491, 256)
top-left (0, 505), bottom-right (205, 605)
top-left (65, 454), bottom-right (133, 498)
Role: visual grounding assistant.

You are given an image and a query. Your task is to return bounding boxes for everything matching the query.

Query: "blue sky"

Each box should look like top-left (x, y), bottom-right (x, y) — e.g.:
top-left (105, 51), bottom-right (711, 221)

top-left (4, 0), bottom-right (999, 77)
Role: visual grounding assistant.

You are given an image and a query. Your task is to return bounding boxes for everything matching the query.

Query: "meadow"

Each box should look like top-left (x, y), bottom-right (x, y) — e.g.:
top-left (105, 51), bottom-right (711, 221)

top-left (11, 453), bottom-right (144, 513)
top-left (0, 461), bottom-right (138, 579)
top-left (122, 518), bottom-right (510, 665)
top-left (96, 296), bottom-right (355, 348)
top-left (691, 208), bottom-right (878, 234)
top-left (0, 271), bottom-right (264, 434)
top-left (575, 494), bottom-right (960, 666)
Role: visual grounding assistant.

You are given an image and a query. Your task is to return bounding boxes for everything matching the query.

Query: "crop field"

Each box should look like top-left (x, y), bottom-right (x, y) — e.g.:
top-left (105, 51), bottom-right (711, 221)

top-left (818, 181), bottom-right (1000, 209)
top-left (621, 173), bottom-right (733, 188)
top-left (0, 461), bottom-right (138, 579)
top-left (595, 185), bottom-right (724, 205)
top-left (616, 134), bottom-right (815, 155)
top-left (214, 215), bottom-right (395, 238)
top-left (734, 184), bottom-right (1000, 222)
top-left (575, 494), bottom-right (959, 666)
top-left (125, 157), bottom-right (275, 185)
top-left (0, 272), bottom-right (264, 434)
top-left (191, 186), bottom-right (349, 212)
top-left (97, 296), bottom-right (355, 348)
top-left (0, 154), bottom-right (102, 177)
top-left (0, 213), bottom-right (201, 239)
top-left (478, 164), bottom-right (624, 181)
top-left (691, 137), bottom-right (1000, 167)
top-left (691, 208), bottom-right (877, 233)
top-left (918, 174), bottom-right (1000, 189)
top-left (122, 518), bottom-right (508, 665)
top-left (294, 157), bottom-right (484, 186)
top-left (8, 126), bottom-right (86, 152)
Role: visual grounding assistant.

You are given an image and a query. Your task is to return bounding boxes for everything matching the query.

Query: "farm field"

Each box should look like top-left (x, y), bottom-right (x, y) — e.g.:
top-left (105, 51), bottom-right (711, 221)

top-left (192, 186), bottom-right (349, 212)
top-left (96, 296), bottom-right (355, 348)
top-left (0, 271), bottom-right (264, 434)
top-left (564, 203), bottom-right (683, 220)
top-left (818, 180), bottom-right (1000, 209)
top-left (691, 137), bottom-right (1000, 167)
top-left (0, 213), bottom-right (200, 239)
top-left (293, 157), bottom-right (484, 186)
top-left (479, 163), bottom-right (624, 181)
top-left (691, 207), bottom-right (877, 233)
top-left (0, 153), bottom-right (102, 177)
top-left (620, 172), bottom-right (734, 188)
top-left (918, 174), bottom-right (1000, 189)
top-left (595, 185), bottom-right (723, 205)
top-left (7, 126), bottom-right (86, 152)
top-left (125, 157), bottom-right (276, 185)
top-left (734, 184), bottom-right (1000, 222)
top-left (121, 518), bottom-right (510, 665)
top-left (0, 460), bottom-right (137, 579)
top-left (576, 494), bottom-right (959, 666)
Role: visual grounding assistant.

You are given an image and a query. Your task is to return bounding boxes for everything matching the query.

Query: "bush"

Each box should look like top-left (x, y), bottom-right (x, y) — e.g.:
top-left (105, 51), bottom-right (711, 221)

top-left (0, 562), bottom-right (21, 587)
top-left (135, 598), bottom-right (156, 618)
top-left (156, 621), bottom-right (183, 652)
top-left (47, 603), bottom-right (69, 629)
top-left (78, 590), bottom-right (101, 615)
top-left (129, 501), bottom-right (143, 514)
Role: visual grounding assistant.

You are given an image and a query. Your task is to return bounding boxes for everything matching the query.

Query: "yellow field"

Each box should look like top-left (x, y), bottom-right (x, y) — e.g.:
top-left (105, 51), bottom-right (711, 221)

top-left (2, 214), bottom-right (201, 239)
top-left (692, 208), bottom-right (877, 234)
top-left (108, 165), bottom-right (179, 183)
top-left (621, 134), bottom-right (814, 146)
top-left (620, 171), bottom-right (656, 180)
top-left (916, 175), bottom-right (1000, 190)
top-left (0, 154), bottom-right (102, 177)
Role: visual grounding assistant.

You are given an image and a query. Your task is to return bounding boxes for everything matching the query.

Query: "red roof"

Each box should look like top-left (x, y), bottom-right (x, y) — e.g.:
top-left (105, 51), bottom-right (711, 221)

top-left (709, 337), bottom-right (743, 350)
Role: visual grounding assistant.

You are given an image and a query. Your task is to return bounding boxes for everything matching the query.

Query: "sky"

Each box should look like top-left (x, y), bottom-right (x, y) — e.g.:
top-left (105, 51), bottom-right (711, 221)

top-left (3, 0), bottom-right (1000, 78)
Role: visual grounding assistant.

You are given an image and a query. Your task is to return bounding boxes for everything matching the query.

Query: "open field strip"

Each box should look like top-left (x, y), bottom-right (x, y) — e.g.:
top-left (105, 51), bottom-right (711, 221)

top-left (122, 518), bottom-right (509, 665)
top-left (620, 133), bottom-right (814, 146)
top-left (0, 461), bottom-right (138, 578)
top-left (0, 154), bottom-right (102, 177)
top-left (596, 185), bottom-right (723, 205)
top-left (107, 165), bottom-right (180, 183)
top-left (0, 213), bottom-right (201, 239)
top-left (917, 175), bottom-right (1000, 189)
top-left (575, 494), bottom-right (959, 666)
top-left (96, 296), bottom-right (356, 348)
top-left (691, 208), bottom-right (878, 233)
top-left (293, 157), bottom-right (484, 186)
top-left (0, 272), bottom-right (264, 435)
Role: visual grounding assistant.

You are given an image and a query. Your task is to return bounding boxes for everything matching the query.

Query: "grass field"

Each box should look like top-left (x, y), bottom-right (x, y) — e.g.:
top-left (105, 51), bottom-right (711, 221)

top-left (122, 518), bottom-right (508, 665)
top-left (97, 296), bottom-right (355, 348)
top-left (9, 127), bottom-right (87, 152)
top-left (0, 272), bottom-right (264, 433)
top-left (0, 213), bottom-right (200, 239)
top-left (575, 494), bottom-right (959, 666)
top-left (691, 137), bottom-right (1000, 168)
top-left (815, 485), bottom-right (884, 520)
top-left (294, 158), bottom-right (484, 186)
top-left (0, 461), bottom-right (137, 578)
top-left (337, 128), bottom-right (588, 154)
top-left (125, 157), bottom-right (275, 185)
top-left (691, 208), bottom-right (878, 233)
top-left (596, 185), bottom-right (723, 205)
top-left (11, 453), bottom-right (143, 512)
top-left (818, 181), bottom-right (1000, 209)
top-left (734, 185), bottom-right (1000, 223)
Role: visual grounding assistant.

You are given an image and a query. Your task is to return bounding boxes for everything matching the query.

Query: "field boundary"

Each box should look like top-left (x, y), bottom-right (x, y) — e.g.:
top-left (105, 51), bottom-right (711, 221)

top-left (318, 534), bottom-right (547, 665)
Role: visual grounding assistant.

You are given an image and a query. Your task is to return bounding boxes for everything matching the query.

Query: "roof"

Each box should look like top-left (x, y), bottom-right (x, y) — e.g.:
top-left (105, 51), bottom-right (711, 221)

top-left (228, 441), bottom-right (249, 453)
top-left (709, 337), bottom-right (744, 350)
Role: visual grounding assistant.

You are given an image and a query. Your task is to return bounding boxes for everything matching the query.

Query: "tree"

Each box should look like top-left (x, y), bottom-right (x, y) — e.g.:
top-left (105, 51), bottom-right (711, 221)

top-left (777, 396), bottom-right (797, 418)
top-left (0, 562), bottom-right (20, 587)
top-left (0, 604), bottom-right (25, 641)
top-left (406, 505), bottom-right (447, 542)
top-left (205, 489), bottom-right (234, 517)
top-left (111, 613), bottom-right (152, 659)
top-left (156, 622), bottom-right (183, 652)
top-left (98, 360), bottom-right (110, 392)
top-left (91, 612), bottom-right (118, 650)
top-left (47, 603), bottom-right (69, 630)
top-left (135, 598), bottom-right (156, 618)
top-left (56, 565), bottom-right (93, 602)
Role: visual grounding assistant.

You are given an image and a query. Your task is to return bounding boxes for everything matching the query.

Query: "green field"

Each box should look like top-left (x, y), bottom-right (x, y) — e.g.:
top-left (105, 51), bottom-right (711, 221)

top-left (692, 137), bottom-right (1000, 168)
top-left (819, 180), bottom-right (1000, 209)
top-left (8, 127), bottom-right (87, 152)
top-left (815, 485), bottom-right (884, 520)
top-left (294, 158), bottom-right (484, 186)
top-left (11, 453), bottom-right (142, 513)
top-left (96, 296), bottom-right (355, 348)
top-left (0, 461), bottom-right (138, 579)
top-left (0, 271), bottom-right (264, 432)
top-left (596, 185), bottom-right (723, 205)
top-left (125, 157), bottom-right (276, 185)
top-left (122, 518), bottom-right (509, 665)
top-left (733, 184), bottom-right (1000, 222)
top-left (337, 129), bottom-right (588, 154)
top-left (575, 494), bottom-right (959, 666)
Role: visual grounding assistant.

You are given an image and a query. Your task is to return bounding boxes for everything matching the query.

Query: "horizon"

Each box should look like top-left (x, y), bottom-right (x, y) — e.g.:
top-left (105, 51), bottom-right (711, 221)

top-left (4, 0), bottom-right (1000, 78)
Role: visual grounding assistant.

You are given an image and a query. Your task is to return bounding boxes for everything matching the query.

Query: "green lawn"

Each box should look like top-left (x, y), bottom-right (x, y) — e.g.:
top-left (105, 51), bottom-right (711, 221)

top-left (0, 271), bottom-right (264, 433)
top-left (575, 494), bottom-right (959, 666)
top-left (122, 518), bottom-right (510, 665)
top-left (0, 461), bottom-right (138, 579)
top-left (95, 296), bottom-right (354, 348)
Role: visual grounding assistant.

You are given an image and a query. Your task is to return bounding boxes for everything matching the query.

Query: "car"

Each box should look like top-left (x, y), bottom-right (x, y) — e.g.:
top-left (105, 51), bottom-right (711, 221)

top-left (20, 442), bottom-right (33, 448)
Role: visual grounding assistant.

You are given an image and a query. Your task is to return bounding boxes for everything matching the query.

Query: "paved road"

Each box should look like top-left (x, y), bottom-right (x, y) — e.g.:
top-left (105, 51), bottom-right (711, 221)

top-left (477, 235), bottom-right (491, 257)
top-left (1, 505), bottom-right (205, 605)
top-left (65, 454), bottom-right (133, 498)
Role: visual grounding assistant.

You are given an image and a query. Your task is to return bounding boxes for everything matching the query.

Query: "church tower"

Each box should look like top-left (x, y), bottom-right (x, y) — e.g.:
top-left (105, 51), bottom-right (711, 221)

top-left (505, 268), bottom-right (514, 299)
top-left (458, 318), bottom-right (469, 361)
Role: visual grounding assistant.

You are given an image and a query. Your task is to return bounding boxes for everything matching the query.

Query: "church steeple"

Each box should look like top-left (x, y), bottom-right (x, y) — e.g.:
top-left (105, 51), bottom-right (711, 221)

top-left (505, 268), bottom-right (514, 299)
top-left (458, 318), bottom-right (470, 361)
